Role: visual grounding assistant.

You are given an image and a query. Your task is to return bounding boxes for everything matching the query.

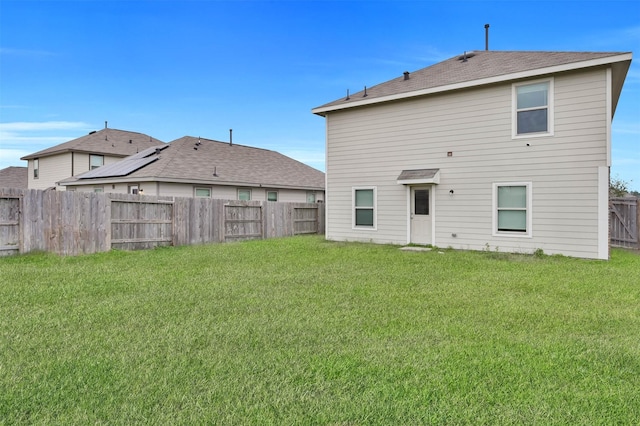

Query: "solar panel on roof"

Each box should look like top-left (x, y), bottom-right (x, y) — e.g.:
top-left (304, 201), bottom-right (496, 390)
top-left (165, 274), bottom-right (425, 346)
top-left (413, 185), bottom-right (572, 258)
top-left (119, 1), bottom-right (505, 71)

top-left (78, 156), bottom-right (158, 179)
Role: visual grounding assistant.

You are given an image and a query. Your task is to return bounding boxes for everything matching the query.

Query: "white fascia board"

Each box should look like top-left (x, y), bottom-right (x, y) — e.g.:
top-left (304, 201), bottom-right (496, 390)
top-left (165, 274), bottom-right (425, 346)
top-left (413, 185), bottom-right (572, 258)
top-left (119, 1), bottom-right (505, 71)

top-left (312, 53), bottom-right (633, 115)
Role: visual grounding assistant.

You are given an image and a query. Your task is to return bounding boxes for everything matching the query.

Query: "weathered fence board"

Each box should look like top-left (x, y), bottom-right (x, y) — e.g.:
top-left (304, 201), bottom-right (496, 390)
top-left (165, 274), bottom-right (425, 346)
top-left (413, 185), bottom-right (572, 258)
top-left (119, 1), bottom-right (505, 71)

top-left (610, 197), bottom-right (639, 249)
top-left (0, 188), bottom-right (324, 256)
top-left (110, 197), bottom-right (174, 251)
top-left (0, 196), bottom-right (20, 256)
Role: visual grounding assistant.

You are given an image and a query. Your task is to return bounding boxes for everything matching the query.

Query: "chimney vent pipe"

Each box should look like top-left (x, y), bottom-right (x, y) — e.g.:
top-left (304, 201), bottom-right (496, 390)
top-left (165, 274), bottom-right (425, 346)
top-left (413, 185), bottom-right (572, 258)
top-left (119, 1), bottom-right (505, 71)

top-left (485, 24), bottom-right (490, 51)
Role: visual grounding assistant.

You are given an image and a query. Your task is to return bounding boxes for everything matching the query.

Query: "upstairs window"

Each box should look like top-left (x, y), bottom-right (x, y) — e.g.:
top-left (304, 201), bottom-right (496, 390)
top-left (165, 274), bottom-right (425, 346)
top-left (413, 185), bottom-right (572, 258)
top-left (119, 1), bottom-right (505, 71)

top-left (513, 79), bottom-right (553, 137)
top-left (90, 154), bottom-right (104, 170)
top-left (33, 158), bottom-right (39, 179)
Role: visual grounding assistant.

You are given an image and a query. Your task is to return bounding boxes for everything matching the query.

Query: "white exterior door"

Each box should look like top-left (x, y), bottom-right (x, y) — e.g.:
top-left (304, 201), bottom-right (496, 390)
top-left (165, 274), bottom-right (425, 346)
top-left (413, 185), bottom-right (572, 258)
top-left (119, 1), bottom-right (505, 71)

top-left (410, 186), bottom-right (432, 245)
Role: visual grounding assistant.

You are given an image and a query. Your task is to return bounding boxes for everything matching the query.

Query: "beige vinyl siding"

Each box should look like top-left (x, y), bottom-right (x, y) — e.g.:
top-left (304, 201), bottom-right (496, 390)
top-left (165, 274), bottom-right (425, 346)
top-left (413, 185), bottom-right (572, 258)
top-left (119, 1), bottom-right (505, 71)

top-left (325, 68), bottom-right (608, 258)
top-left (72, 153), bottom-right (125, 176)
top-left (28, 154), bottom-right (73, 190)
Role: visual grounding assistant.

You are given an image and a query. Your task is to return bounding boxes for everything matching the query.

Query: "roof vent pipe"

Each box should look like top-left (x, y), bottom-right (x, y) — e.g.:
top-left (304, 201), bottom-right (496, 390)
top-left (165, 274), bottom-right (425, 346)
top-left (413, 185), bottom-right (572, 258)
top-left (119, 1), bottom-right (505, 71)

top-left (229, 129), bottom-right (233, 146)
top-left (403, 71), bottom-right (410, 80)
top-left (363, 86), bottom-right (368, 97)
top-left (485, 24), bottom-right (490, 51)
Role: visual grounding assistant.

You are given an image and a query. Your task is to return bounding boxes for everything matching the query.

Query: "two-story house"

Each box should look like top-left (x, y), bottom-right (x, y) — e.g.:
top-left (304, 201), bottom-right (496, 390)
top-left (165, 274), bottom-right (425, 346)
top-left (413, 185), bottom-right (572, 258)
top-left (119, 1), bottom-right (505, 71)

top-left (20, 126), bottom-right (164, 190)
top-left (312, 50), bottom-right (632, 259)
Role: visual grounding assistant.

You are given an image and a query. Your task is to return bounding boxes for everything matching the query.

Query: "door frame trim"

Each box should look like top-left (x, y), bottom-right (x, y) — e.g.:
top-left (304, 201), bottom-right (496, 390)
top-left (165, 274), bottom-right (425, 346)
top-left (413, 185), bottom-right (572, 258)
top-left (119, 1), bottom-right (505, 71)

top-left (406, 185), bottom-right (436, 246)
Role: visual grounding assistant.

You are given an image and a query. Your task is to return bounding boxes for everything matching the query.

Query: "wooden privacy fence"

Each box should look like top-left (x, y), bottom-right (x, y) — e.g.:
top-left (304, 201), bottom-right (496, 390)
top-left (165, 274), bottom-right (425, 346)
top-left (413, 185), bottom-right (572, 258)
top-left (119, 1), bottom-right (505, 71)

top-left (0, 188), bottom-right (324, 256)
top-left (610, 197), bottom-right (639, 249)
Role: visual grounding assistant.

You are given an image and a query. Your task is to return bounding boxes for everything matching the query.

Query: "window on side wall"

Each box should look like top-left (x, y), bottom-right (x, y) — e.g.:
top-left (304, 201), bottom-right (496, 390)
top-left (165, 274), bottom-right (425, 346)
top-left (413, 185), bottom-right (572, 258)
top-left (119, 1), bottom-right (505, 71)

top-left (306, 192), bottom-right (316, 203)
top-left (353, 187), bottom-right (376, 229)
top-left (493, 183), bottom-right (532, 237)
top-left (128, 184), bottom-right (139, 195)
top-left (195, 187), bottom-right (211, 198)
top-left (33, 158), bottom-right (39, 179)
top-left (513, 79), bottom-right (553, 138)
top-left (93, 187), bottom-right (104, 193)
top-left (90, 154), bottom-right (104, 170)
top-left (238, 189), bottom-right (251, 201)
top-left (267, 191), bottom-right (278, 202)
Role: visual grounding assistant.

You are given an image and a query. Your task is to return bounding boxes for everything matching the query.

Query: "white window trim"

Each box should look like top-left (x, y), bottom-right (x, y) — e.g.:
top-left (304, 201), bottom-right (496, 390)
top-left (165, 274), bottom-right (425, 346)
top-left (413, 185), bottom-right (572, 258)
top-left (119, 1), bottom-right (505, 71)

top-left (492, 182), bottom-right (533, 238)
top-left (512, 78), bottom-right (554, 139)
top-left (89, 154), bottom-right (104, 170)
top-left (352, 186), bottom-right (377, 230)
top-left (194, 187), bottom-right (212, 198)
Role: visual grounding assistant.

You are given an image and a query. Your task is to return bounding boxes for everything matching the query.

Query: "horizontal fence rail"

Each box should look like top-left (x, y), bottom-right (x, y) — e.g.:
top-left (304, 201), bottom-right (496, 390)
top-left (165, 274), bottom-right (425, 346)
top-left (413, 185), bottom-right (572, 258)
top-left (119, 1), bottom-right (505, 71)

top-left (0, 188), bottom-right (324, 256)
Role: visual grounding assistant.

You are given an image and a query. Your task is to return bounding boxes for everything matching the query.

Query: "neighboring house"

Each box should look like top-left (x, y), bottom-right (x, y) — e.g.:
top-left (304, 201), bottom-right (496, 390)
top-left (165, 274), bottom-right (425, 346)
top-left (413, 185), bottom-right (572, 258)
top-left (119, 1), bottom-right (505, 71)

top-left (60, 136), bottom-right (325, 202)
top-left (312, 50), bottom-right (632, 259)
top-left (20, 127), bottom-right (165, 190)
top-left (0, 166), bottom-right (28, 189)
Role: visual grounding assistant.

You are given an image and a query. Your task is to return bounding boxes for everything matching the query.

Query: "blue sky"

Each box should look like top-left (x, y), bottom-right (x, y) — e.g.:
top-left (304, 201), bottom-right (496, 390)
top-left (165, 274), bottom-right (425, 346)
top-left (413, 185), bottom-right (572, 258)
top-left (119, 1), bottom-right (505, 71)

top-left (1, 0), bottom-right (639, 189)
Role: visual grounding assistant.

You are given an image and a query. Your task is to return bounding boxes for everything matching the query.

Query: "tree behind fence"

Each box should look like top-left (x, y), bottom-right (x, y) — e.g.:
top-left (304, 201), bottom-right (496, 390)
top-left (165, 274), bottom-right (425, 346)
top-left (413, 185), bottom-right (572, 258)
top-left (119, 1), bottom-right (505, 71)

top-left (0, 188), bottom-right (325, 256)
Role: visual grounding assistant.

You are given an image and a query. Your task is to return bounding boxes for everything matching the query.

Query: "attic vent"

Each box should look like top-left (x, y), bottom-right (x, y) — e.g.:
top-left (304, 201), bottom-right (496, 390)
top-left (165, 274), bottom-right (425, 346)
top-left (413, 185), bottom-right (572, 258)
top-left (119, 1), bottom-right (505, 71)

top-left (403, 71), bottom-right (410, 80)
top-left (458, 51), bottom-right (476, 61)
top-left (89, 131), bottom-right (96, 135)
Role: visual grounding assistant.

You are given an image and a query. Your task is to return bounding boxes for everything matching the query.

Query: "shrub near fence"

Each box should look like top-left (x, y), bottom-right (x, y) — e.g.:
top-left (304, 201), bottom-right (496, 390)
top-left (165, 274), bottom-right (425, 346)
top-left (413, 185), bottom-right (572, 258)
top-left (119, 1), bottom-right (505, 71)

top-left (0, 188), bottom-right (325, 256)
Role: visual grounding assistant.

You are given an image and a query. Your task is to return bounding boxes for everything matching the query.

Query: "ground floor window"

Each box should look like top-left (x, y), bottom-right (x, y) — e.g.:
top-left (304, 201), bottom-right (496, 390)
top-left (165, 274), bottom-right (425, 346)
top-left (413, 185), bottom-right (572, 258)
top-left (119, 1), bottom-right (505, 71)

top-left (306, 192), bottom-right (316, 203)
top-left (93, 187), bottom-right (104, 193)
top-left (195, 187), bottom-right (211, 198)
top-left (238, 189), bottom-right (251, 201)
top-left (267, 191), bottom-right (278, 202)
top-left (493, 182), bottom-right (532, 236)
top-left (353, 187), bottom-right (376, 229)
top-left (128, 184), bottom-right (139, 195)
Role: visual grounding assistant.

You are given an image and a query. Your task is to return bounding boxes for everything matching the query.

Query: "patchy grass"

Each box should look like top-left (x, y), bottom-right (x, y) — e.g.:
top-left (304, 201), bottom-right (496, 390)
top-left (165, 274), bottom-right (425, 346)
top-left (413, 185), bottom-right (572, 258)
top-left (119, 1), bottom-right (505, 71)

top-left (1, 236), bottom-right (639, 424)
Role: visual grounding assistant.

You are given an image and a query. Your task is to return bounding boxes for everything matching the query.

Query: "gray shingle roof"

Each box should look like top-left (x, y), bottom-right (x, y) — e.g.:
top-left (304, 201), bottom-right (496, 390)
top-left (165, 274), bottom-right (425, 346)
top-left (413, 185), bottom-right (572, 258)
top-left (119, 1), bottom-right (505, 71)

top-left (21, 128), bottom-right (165, 160)
top-left (0, 166), bottom-right (28, 189)
top-left (314, 50), bottom-right (631, 113)
top-left (65, 137), bottom-right (325, 190)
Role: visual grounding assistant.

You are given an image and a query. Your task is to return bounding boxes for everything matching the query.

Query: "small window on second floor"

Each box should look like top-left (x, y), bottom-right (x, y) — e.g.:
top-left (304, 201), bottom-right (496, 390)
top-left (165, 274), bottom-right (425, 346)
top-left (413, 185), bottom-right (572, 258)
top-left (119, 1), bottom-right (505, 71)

top-left (33, 158), bottom-right (39, 179)
top-left (238, 189), bottom-right (251, 201)
top-left (513, 79), bottom-right (553, 137)
top-left (90, 154), bottom-right (104, 170)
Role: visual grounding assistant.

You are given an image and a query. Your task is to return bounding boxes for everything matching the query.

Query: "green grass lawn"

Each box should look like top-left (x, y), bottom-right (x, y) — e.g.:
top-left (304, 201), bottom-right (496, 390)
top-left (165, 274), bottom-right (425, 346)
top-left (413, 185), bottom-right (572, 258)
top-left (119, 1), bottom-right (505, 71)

top-left (1, 236), bottom-right (639, 425)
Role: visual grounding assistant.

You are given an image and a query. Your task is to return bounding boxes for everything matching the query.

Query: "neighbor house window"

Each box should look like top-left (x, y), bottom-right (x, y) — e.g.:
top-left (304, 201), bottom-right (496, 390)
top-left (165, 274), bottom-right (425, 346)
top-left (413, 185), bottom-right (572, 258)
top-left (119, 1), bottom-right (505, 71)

top-left (93, 187), bottom-right (104, 193)
top-left (128, 184), bottom-right (139, 195)
top-left (353, 187), bottom-right (376, 229)
top-left (493, 183), bottom-right (532, 237)
top-left (238, 189), bottom-right (251, 201)
top-left (33, 158), bottom-right (39, 179)
top-left (513, 79), bottom-right (553, 137)
top-left (90, 154), bottom-right (104, 170)
top-left (306, 192), bottom-right (316, 203)
top-left (267, 191), bottom-right (278, 202)
top-left (195, 187), bottom-right (211, 198)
